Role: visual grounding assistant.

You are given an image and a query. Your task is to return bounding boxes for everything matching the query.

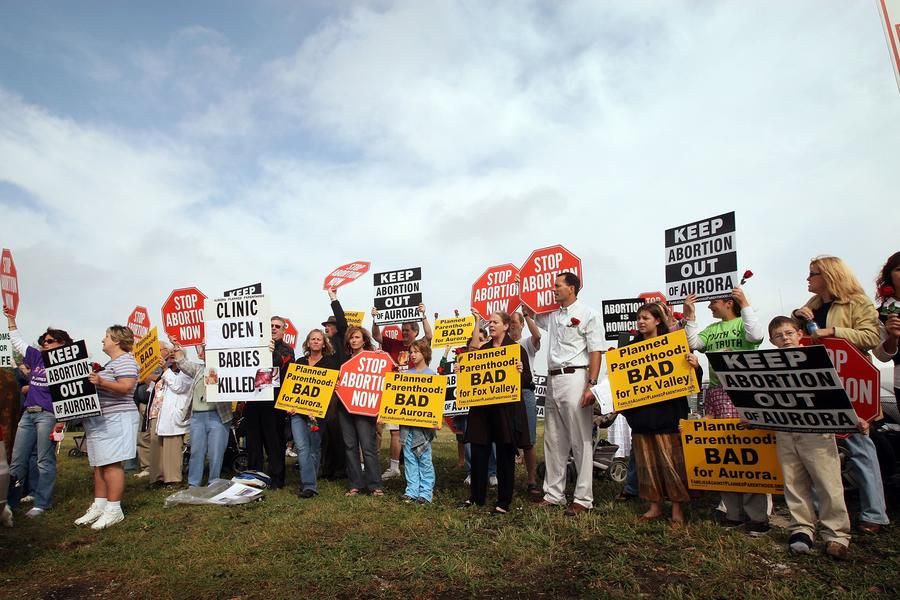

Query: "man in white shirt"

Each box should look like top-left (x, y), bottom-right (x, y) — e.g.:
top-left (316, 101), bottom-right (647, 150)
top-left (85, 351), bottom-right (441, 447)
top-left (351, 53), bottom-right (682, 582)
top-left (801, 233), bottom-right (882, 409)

top-left (534, 273), bottom-right (604, 516)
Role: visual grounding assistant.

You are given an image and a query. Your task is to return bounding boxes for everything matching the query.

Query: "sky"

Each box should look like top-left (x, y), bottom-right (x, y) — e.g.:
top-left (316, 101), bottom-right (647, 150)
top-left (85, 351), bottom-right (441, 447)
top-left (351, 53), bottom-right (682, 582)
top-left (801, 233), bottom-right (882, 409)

top-left (1, 0), bottom-right (898, 368)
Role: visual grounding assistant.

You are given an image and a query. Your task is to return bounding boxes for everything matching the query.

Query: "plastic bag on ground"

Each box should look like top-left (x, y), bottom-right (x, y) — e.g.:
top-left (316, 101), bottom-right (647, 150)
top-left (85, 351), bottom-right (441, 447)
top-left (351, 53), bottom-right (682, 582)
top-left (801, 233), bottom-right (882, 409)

top-left (164, 478), bottom-right (264, 507)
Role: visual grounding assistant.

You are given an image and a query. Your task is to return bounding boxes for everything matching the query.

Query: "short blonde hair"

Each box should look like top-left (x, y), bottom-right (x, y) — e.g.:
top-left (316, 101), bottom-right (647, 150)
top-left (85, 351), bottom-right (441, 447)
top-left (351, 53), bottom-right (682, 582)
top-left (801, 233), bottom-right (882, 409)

top-left (107, 325), bottom-right (135, 352)
top-left (811, 256), bottom-right (865, 302)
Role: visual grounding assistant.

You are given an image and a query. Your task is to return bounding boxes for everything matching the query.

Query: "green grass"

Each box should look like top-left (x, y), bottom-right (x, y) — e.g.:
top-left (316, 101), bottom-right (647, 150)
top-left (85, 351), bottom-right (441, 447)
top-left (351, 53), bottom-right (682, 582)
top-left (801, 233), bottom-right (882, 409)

top-left (1, 428), bottom-right (899, 599)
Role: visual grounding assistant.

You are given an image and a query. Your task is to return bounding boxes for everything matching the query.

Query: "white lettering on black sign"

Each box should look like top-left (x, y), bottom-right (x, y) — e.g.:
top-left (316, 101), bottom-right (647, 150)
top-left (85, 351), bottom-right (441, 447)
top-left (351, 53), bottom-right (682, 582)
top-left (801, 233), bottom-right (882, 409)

top-left (41, 340), bottom-right (101, 421)
top-left (601, 298), bottom-right (644, 341)
top-left (665, 211), bottom-right (737, 303)
top-left (374, 267), bottom-right (424, 325)
top-left (223, 283), bottom-right (263, 297)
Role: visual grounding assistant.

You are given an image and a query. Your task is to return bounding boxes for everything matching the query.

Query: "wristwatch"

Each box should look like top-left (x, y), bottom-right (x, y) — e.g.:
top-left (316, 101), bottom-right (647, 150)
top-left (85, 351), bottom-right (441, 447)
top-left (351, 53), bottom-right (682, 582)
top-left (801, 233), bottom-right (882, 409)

top-left (588, 379), bottom-right (597, 386)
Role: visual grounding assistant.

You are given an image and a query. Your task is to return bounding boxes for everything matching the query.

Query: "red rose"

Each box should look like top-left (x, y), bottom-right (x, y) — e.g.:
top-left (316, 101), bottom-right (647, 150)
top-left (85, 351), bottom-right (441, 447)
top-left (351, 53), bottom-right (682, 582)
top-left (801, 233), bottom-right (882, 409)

top-left (673, 312), bottom-right (685, 320)
top-left (437, 367), bottom-right (445, 374)
top-left (569, 317), bottom-right (581, 327)
top-left (740, 269), bottom-right (754, 285)
top-left (878, 285), bottom-right (896, 299)
top-left (90, 362), bottom-right (104, 373)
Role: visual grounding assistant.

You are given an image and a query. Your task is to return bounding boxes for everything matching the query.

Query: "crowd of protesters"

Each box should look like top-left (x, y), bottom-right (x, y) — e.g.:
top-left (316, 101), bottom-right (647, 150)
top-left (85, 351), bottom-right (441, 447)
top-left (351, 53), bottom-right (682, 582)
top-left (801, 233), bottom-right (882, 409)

top-left (0, 251), bottom-right (898, 563)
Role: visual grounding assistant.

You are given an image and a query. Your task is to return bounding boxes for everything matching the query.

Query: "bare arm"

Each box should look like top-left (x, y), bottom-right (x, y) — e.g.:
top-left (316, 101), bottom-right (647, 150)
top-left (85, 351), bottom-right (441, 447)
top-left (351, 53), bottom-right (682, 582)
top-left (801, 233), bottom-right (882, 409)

top-left (370, 307), bottom-right (383, 343)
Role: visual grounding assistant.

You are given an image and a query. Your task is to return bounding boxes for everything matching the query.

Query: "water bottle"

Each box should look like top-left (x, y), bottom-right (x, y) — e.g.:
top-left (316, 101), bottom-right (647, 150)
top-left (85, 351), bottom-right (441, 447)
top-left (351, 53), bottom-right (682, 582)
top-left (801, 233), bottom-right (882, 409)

top-left (805, 320), bottom-right (819, 335)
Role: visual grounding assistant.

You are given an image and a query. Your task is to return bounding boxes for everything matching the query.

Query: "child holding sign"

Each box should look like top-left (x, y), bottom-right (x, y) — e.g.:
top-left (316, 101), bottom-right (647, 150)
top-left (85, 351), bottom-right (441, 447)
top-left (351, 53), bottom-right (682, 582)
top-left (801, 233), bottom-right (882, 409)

top-left (400, 340), bottom-right (437, 503)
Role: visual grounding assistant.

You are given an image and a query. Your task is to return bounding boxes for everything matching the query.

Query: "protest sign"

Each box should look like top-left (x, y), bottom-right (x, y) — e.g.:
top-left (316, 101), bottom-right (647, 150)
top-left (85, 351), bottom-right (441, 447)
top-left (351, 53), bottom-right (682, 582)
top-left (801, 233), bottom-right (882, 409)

top-left (639, 291), bottom-right (667, 305)
top-left (382, 325), bottom-right (402, 340)
top-left (323, 261), bottom-right (370, 290)
top-left (665, 212), bottom-right (737, 303)
top-left (204, 295), bottom-right (275, 403)
top-left (800, 337), bottom-right (881, 422)
top-left (373, 267), bottom-right (423, 325)
top-left (681, 418), bottom-right (783, 494)
top-left (1, 248), bottom-right (18, 317)
top-left (455, 344), bottom-right (520, 408)
top-left (519, 245), bottom-right (582, 314)
top-left (336, 350), bottom-right (394, 417)
top-left (431, 316), bottom-right (476, 348)
top-left (534, 373), bottom-right (546, 418)
top-left (282, 318), bottom-right (299, 350)
top-left (275, 363), bottom-right (339, 418)
top-left (0, 331), bottom-right (12, 368)
top-left (443, 371), bottom-right (467, 417)
top-left (607, 329), bottom-right (699, 411)
top-left (127, 306), bottom-right (150, 340)
top-left (223, 283), bottom-right (262, 297)
top-left (601, 297), bottom-right (644, 341)
top-left (707, 346), bottom-right (859, 433)
top-left (471, 264), bottom-right (520, 317)
top-left (378, 371), bottom-right (447, 428)
top-left (41, 340), bottom-right (101, 421)
top-left (878, 0), bottom-right (900, 92)
top-left (344, 311), bottom-right (365, 328)
top-left (162, 287), bottom-right (207, 346)
top-left (134, 326), bottom-right (161, 382)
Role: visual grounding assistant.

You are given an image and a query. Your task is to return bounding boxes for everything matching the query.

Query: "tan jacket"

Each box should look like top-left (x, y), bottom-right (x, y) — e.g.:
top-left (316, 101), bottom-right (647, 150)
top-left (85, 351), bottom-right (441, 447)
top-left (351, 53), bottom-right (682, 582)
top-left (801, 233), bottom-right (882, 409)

top-left (802, 294), bottom-right (881, 352)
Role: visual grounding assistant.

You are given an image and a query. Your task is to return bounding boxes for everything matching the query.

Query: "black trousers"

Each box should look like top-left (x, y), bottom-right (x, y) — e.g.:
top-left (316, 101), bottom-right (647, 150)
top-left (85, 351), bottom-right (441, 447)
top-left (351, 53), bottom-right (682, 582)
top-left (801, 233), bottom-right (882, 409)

top-left (244, 401), bottom-right (285, 487)
top-left (469, 442), bottom-right (517, 510)
top-left (319, 398), bottom-right (346, 478)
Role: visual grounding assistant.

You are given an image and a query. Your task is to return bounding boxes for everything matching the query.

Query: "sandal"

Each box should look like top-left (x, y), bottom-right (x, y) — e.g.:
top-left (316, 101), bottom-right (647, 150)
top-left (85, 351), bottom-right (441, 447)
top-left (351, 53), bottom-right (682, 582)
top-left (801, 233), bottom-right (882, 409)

top-left (527, 483), bottom-right (542, 497)
top-left (345, 489), bottom-right (360, 497)
top-left (371, 489), bottom-right (384, 497)
top-left (490, 506), bottom-right (509, 515)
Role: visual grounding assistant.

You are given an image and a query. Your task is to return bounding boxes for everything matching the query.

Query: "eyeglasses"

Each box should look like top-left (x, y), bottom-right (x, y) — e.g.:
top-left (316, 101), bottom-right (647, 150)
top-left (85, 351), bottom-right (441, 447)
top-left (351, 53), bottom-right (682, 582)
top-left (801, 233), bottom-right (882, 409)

top-left (808, 271), bottom-right (822, 278)
top-left (41, 337), bottom-right (57, 345)
top-left (271, 324), bottom-right (283, 329)
top-left (771, 331), bottom-right (799, 341)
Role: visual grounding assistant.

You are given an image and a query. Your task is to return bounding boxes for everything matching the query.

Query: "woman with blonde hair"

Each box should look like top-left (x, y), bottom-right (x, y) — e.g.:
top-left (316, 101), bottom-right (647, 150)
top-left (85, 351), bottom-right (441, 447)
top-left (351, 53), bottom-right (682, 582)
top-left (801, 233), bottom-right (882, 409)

top-left (793, 255), bottom-right (887, 535)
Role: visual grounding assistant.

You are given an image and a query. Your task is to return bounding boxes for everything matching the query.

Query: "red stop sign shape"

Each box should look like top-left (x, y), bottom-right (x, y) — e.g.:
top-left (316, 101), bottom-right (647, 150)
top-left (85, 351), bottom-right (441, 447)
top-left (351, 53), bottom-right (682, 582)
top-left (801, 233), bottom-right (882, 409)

top-left (1, 248), bottom-right (19, 318)
top-left (336, 350), bottom-right (394, 416)
top-left (127, 306), bottom-right (150, 340)
top-left (282, 318), bottom-right (299, 350)
top-left (323, 260), bottom-right (370, 290)
top-left (161, 287), bottom-right (207, 346)
top-left (471, 263), bottom-right (520, 318)
top-left (639, 291), bottom-right (667, 305)
top-left (801, 337), bottom-right (881, 422)
top-left (382, 325), bottom-right (402, 340)
top-left (518, 244), bottom-right (582, 314)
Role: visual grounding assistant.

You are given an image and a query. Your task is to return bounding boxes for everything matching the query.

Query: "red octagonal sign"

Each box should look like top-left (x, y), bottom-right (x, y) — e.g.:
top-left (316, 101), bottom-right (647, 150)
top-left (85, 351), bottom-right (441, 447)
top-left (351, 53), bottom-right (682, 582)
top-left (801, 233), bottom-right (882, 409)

top-left (802, 337), bottom-right (881, 422)
top-left (1, 248), bottom-right (19, 318)
top-left (519, 244), bottom-right (582, 314)
top-left (323, 260), bottom-right (370, 290)
top-left (162, 287), bottom-right (207, 346)
top-left (336, 350), bottom-right (394, 417)
top-left (471, 263), bottom-right (520, 318)
top-left (127, 306), bottom-right (151, 340)
top-left (282, 318), bottom-right (299, 350)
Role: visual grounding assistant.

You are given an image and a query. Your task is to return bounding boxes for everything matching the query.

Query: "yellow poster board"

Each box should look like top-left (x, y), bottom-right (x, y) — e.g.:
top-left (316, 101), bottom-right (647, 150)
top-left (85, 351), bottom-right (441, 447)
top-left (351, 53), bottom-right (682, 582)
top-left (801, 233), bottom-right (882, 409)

top-left (431, 316), bottom-right (476, 348)
top-left (134, 326), bottom-right (161, 382)
top-left (345, 311), bottom-right (365, 328)
top-left (680, 418), bottom-right (783, 494)
top-left (275, 363), bottom-right (339, 418)
top-left (607, 329), bottom-right (699, 411)
top-left (378, 372), bottom-right (446, 428)
top-left (455, 344), bottom-right (520, 408)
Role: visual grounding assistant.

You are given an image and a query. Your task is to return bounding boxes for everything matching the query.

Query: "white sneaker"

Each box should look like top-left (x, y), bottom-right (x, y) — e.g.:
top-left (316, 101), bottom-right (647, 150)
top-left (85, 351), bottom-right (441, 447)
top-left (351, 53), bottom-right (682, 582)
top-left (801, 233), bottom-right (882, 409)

top-left (463, 475), bottom-right (471, 486)
top-left (25, 507), bottom-right (45, 518)
top-left (0, 505), bottom-right (12, 527)
top-left (133, 470), bottom-right (150, 479)
top-left (285, 448), bottom-right (298, 458)
top-left (74, 503), bottom-right (105, 526)
top-left (20, 495), bottom-right (34, 504)
top-left (91, 507), bottom-right (125, 530)
top-left (489, 475), bottom-right (498, 487)
top-left (381, 468), bottom-right (401, 480)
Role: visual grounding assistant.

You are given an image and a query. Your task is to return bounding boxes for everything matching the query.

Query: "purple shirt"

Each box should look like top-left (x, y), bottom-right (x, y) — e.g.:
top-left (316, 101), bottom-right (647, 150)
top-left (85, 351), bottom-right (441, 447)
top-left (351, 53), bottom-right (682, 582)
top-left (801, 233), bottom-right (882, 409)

top-left (24, 345), bottom-right (54, 412)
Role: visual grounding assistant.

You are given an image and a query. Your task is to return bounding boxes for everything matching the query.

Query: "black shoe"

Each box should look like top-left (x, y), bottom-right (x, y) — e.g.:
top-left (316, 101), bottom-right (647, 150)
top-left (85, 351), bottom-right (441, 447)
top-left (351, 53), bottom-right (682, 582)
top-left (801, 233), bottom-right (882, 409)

top-left (746, 521), bottom-right (771, 537)
top-left (298, 489), bottom-right (316, 499)
top-left (614, 492), bottom-right (637, 503)
top-left (788, 532), bottom-right (813, 554)
top-left (457, 500), bottom-right (476, 509)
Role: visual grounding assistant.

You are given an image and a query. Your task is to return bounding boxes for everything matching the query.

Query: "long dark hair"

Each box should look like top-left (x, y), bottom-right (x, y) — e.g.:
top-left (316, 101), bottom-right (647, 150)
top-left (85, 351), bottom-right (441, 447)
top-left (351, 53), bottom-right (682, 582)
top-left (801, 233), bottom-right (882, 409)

top-left (634, 303), bottom-right (670, 341)
top-left (876, 251), bottom-right (900, 301)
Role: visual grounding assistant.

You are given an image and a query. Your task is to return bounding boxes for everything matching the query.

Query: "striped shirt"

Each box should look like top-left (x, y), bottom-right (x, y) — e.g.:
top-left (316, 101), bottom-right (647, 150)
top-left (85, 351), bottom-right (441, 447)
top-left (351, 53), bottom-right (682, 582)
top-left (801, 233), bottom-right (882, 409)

top-left (98, 353), bottom-right (139, 414)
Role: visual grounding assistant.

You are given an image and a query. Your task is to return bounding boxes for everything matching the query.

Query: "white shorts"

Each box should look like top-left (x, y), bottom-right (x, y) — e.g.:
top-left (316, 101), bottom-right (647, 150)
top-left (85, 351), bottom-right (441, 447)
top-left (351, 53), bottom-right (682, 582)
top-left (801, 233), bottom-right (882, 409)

top-left (84, 410), bottom-right (140, 467)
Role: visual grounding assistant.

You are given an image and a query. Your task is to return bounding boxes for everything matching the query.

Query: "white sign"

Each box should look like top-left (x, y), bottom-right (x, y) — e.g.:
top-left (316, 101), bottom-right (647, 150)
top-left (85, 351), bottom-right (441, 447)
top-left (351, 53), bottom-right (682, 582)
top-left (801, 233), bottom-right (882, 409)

top-left (204, 295), bottom-right (271, 350)
top-left (0, 331), bottom-right (12, 368)
top-left (878, 0), bottom-right (900, 92)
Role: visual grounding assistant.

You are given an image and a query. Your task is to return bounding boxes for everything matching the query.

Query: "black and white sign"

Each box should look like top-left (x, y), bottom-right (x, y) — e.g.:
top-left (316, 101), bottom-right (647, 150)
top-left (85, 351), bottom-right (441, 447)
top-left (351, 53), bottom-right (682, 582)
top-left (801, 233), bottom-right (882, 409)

top-left (665, 211), bottom-right (737, 303)
top-left (41, 340), bottom-right (101, 421)
top-left (707, 346), bottom-right (859, 433)
top-left (443, 372), bottom-right (469, 416)
top-left (373, 267), bottom-right (423, 325)
top-left (0, 331), bottom-right (11, 368)
top-left (601, 298), bottom-right (644, 341)
top-left (223, 282), bottom-right (263, 297)
top-left (534, 374), bottom-right (547, 419)
top-left (205, 295), bottom-right (271, 350)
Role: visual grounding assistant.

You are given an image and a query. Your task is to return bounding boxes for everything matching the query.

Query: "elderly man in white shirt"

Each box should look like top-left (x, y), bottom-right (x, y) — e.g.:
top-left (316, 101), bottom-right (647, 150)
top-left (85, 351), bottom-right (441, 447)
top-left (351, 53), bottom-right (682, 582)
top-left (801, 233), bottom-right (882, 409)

top-left (534, 272), bottom-right (604, 516)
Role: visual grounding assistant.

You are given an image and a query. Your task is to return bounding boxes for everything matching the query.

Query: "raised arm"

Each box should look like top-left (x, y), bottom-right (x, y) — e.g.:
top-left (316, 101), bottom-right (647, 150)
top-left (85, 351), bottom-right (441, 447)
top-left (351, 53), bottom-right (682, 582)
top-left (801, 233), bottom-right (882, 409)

top-left (371, 307), bottom-right (383, 343)
top-left (419, 304), bottom-right (432, 343)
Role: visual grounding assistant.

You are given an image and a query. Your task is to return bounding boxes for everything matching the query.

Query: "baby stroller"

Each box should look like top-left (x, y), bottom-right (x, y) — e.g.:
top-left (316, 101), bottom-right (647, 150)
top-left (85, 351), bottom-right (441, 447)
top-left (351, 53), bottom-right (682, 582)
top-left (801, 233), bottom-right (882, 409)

top-left (538, 411), bottom-right (628, 486)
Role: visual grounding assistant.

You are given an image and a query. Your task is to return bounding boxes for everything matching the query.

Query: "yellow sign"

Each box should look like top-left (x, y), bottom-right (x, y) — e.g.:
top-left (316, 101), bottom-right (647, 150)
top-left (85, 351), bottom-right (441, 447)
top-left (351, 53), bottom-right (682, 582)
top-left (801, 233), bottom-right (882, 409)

top-left (607, 329), bottom-right (699, 411)
top-left (456, 344), bottom-right (520, 408)
top-left (345, 311), bottom-right (365, 328)
top-left (275, 363), bottom-right (339, 418)
top-left (681, 418), bottom-right (783, 494)
top-left (378, 371), bottom-right (446, 428)
top-left (134, 327), bottom-right (161, 382)
top-left (431, 316), bottom-right (476, 348)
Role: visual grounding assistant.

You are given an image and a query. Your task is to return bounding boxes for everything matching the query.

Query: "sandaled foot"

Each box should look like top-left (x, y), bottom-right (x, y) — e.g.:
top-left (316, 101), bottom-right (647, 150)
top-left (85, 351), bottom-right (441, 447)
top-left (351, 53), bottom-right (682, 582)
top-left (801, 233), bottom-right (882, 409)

top-left (345, 489), bottom-right (360, 497)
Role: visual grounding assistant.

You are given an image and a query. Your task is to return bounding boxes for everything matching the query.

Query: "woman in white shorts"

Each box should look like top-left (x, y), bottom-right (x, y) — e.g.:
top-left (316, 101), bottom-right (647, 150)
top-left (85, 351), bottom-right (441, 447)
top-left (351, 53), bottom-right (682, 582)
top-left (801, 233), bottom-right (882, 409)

top-left (76, 325), bottom-right (139, 530)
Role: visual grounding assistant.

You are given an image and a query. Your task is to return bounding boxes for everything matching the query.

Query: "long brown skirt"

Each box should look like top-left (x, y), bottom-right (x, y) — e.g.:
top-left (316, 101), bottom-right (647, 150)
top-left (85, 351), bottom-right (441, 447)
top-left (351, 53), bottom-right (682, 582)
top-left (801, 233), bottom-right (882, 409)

top-left (633, 432), bottom-right (690, 503)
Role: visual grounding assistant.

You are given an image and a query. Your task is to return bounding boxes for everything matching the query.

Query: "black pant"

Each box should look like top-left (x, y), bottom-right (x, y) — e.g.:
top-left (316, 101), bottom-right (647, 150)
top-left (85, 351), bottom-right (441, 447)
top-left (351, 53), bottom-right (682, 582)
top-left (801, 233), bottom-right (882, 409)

top-left (244, 401), bottom-right (285, 487)
top-left (319, 399), bottom-right (346, 478)
top-left (470, 442), bottom-right (517, 510)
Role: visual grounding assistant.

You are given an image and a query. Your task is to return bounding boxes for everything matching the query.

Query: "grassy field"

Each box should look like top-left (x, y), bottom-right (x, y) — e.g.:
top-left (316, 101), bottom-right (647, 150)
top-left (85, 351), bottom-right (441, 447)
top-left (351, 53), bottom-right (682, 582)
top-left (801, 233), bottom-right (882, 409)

top-left (1, 427), bottom-right (899, 599)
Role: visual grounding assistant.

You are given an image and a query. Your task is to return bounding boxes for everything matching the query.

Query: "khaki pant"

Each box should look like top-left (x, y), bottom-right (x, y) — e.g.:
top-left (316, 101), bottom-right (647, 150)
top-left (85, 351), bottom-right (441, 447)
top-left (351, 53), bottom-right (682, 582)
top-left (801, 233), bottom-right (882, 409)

top-left (149, 417), bottom-right (184, 484)
top-left (137, 404), bottom-right (151, 471)
top-left (776, 431), bottom-right (851, 546)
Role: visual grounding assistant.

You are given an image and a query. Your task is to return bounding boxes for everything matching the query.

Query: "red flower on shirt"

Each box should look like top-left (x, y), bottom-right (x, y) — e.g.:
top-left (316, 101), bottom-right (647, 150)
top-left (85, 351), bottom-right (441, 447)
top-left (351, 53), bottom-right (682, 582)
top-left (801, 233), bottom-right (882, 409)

top-left (568, 317), bottom-right (580, 327)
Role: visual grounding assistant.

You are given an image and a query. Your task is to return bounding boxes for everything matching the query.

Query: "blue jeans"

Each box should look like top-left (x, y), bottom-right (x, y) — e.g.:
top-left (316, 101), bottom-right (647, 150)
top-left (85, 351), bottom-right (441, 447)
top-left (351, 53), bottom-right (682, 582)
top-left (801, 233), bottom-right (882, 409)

top-left (9, 410), bottom-right (57, 510)
top-left (291, 414), bottom-right (322, 493)
top-left (188, 411), bottom-right (230, 487)
top-left (845, 432), bottom-right (889, 525)
top-left (523, 388), bottom-right (537, 446)
top-left (624, 447), bottom-right (638, 497)
top-left (403, 431), bottom-right (435, 501)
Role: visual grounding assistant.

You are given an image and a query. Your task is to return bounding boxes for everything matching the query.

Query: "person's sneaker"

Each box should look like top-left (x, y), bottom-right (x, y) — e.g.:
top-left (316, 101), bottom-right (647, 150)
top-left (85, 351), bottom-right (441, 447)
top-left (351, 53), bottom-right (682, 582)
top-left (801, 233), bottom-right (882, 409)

top-left (25, 507), bottom-right (46, 519)
top-left (719, 518), bottom-right (745, 529)
top-left (133, 470), bottom-right (150, 479)
top-left (285, 447), bottom-right (298, 458)
top-left (400, 494), bottom-right (416, 504)
top-left (0, 505), bottom-right (13, 528)
top-left (788, 532), bottom-right (813, 554)
top-left (463, 475), bottom-right (471, 486)
top-left (417, 497), bottom-right (430, 504)
top-left (381, 467), bottom-right (401, 480)
top-left (489, 475), bottom-right (498, 487)
top-left (825, 541), bottom-right (849, 561)
top-left (91, 507), bottom-right (125, 530)
top-left (74, 504), bottom-right (105, 526)
top-left (20, 495), bottom-right (34, 504)
top-left (746, 522), bottom-right (771, 537)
